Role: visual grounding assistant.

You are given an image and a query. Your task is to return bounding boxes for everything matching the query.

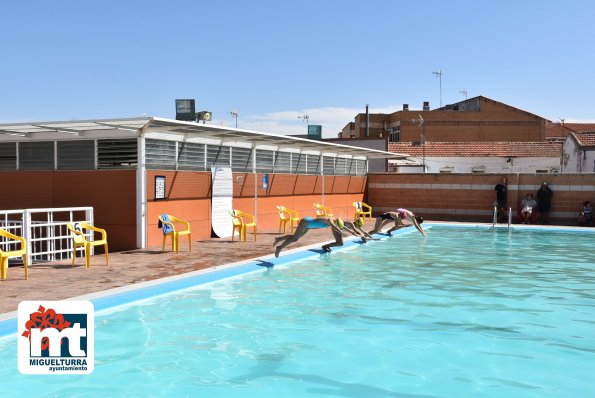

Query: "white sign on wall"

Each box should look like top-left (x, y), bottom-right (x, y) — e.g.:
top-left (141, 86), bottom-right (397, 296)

top-left (211, 166), bottom-right (233, 238)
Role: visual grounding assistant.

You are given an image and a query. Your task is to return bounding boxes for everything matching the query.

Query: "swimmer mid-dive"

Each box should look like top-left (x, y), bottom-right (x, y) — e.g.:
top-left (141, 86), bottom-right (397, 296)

top-left (369, 208), bottom-right (426, 237)
top-left (273, 216), bottom-right (361, 257)
top-left (344, 217), bottom-right (379, 241)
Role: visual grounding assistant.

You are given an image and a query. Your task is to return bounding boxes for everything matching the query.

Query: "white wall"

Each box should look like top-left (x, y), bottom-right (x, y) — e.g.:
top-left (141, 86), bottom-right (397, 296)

top-left (399, 156), bottom-right (560, 173)
top-left (561, 137), bottom-right (595, 173)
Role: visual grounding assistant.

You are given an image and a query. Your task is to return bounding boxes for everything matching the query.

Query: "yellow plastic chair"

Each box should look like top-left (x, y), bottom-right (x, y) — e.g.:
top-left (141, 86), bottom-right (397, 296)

top-left (313, 203), bottom-right (333, 218)
top-left (67, 222), bottom-right (109, 269)
top-left (229, 210), bottom-right (257, 242)
top-left (158, 214), bottom-right (192, 253)
top-left (353, 201), bottom-right (373, 224)
top-left (0, 228), bottom-right (28, 280)
top-left (277, 206), bottom-right (300, 234)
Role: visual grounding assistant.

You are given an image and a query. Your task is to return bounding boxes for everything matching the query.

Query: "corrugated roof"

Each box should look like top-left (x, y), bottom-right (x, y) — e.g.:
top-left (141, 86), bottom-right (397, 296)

top-left (389, 141), bottom-right (562, 157)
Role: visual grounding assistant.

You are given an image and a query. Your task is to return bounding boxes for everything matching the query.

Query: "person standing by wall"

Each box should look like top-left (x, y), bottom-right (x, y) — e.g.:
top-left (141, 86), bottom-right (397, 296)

top-left (494, 177), bottom-right (508, 223)
top-left (536, 182), bottom-right (553, 224)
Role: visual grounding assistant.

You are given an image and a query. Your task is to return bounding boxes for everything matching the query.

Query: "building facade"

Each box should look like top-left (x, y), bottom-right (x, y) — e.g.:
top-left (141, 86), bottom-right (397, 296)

top-left (340, 96), bottom-right (546, 143)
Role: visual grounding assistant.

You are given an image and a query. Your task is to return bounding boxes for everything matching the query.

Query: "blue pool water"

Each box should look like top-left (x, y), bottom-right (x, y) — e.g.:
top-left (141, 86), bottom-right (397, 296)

top-left (1, 226), bottom-right (594, 397)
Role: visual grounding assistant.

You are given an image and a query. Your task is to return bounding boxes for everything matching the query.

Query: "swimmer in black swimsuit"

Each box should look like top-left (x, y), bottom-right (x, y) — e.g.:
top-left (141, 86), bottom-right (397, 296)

top-left (369, 209), bottom-right (426, 237)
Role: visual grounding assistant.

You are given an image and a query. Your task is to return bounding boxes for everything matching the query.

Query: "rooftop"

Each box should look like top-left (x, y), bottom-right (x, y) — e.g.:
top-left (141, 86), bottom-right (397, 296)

top-left (388, 141), bottom-right (563, 157)
top-left (571, 132), bottom-right (595, 148)
top-left (0, 116), bottom-right (402, 159)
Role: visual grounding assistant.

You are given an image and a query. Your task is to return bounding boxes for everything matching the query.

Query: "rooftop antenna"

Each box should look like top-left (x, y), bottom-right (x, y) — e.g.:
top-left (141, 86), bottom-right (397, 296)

top-left (230, 111), bottom-right (238, 128)
top-left (433, 70), bottom-right (443, 107)
top-left (459, 90), bottom-right (468, 100)
top-left (298, 113), bottom-right (310, 133)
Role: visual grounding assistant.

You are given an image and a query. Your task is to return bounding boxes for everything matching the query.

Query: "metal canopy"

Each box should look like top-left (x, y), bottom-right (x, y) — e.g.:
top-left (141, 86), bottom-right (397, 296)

top-left (0, 116), bottom-right (406, 159)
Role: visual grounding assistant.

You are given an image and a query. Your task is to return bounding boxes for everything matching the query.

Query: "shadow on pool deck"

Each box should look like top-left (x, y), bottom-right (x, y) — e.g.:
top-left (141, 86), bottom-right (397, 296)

top-left (0, 227), bottom-right (349, 315)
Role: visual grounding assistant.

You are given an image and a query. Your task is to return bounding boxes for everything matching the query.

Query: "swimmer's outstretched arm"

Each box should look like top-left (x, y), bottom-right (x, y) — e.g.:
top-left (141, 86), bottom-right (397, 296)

top-left (409, 215), bottom-right (427, 237)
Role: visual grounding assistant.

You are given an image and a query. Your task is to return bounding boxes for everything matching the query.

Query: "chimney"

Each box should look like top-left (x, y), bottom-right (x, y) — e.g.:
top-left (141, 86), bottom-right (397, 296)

top-left (423, 101), bottom-right (430, 111)
top-left (403, 104), bottom-right (409, 111)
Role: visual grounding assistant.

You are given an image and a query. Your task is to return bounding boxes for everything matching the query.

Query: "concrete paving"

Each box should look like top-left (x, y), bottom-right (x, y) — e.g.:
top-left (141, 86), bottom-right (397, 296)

top-left (0, 228), bottom-right (346, 315)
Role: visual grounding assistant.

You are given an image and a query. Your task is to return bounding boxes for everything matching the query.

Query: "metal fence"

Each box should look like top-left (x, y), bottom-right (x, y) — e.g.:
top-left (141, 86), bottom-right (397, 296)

top-left (0, 207), bottom-right (94, 265)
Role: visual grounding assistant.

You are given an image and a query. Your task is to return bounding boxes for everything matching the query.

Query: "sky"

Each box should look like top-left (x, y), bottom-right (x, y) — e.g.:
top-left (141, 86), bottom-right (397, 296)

top-left (1, 1), bottom-right (594, 137)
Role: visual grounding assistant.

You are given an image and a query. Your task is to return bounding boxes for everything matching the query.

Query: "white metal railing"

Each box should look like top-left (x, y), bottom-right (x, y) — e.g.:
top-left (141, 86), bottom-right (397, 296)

top-left (492, 204), bottom-right (498, 227)
top-left (508, 207), bottom-right (512, 228)
top-left (0, 207), bottom-right (94, 265)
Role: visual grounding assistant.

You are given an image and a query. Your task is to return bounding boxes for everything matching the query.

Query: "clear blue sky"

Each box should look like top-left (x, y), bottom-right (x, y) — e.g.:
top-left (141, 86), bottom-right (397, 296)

top-left (1, 1), bottom-right (594, 137)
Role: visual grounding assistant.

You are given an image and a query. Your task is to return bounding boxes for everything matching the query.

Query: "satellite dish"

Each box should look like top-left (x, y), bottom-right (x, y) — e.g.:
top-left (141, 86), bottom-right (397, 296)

top-left (203, 112), bottom-right (212, 121)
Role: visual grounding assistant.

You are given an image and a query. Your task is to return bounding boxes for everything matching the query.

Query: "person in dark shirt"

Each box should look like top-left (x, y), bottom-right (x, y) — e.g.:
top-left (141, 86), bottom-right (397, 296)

top-left (536, 182), bottom-right (553, 224)
top-left (494, 177), bottom-right (508, 223)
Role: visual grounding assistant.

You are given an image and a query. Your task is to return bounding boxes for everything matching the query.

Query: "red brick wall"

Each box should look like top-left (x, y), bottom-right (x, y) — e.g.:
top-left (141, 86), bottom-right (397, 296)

top-left (367, 173), bottom-right (594, 224)
top-left (346, 98), bottom-right (545, 142)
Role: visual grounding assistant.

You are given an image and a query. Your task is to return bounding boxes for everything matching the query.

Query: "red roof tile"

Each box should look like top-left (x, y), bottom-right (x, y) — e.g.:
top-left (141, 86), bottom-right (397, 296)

top-left (564, 123), bottom-right (595, 133)
top-left (388, 141), bottom-right (562, 157)
top-left (572, 132), bottom-right (595, 148)
top-left (545, 122), bottom-right (574, 138)
top-left (545, 122), bottom-right (595, 138)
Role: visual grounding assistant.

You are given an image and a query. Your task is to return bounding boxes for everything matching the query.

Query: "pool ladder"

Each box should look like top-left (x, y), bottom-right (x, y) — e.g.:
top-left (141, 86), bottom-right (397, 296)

top-left (492, 205), bottom-right (512, 229)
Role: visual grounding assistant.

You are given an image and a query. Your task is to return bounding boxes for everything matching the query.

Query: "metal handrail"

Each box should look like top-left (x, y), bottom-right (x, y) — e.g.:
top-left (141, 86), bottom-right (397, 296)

top-left (492, 205), bottom-right (498, 227)
top-left (508, 207), bottom-right (512, 228)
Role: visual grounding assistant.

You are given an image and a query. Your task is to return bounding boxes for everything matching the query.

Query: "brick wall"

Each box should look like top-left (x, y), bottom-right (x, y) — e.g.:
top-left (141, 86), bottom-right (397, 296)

top-left (344, 97), bottom-right (545, 142)
top-left (367, 173), bottom-right (594, 224)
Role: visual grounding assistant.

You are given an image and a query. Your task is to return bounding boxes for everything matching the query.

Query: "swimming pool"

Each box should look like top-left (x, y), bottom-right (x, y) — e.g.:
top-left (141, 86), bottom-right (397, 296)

top-left (1, 225), bottom-right (594, 397)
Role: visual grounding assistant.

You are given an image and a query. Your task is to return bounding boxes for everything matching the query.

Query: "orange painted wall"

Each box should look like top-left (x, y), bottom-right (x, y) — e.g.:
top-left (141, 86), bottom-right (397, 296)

top-left (146, 170), bottom-right (212, 247)
top-left (0, 170), bottom-right (137, 251)
top-left (146, 171), bottom-right (366, 247)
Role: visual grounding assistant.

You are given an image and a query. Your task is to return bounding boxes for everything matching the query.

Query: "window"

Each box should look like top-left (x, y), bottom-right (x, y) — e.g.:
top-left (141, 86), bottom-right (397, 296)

top-left (293, 153), bottom-right (307, 174)
top-left (306, 155), bottom-right (320, 174)
top-left (146, 139), bottom-right (177, 170)
top-left (352, 159), bottom-right (367, 175)
top-left (57, 140), bottom-right (95, 170)
top-left (0, 142), bottom-right (17, 170)
top-left (255, 149), bottom-right (274, 172)
top-left (231, 147), bottom-right (252, 172)
top-left (323, 156), bottom-right (335, 175)
top-left (206, 145), bottom-right (230, 167)
top-left (273, 151), bottom-right (291, 173)
top-left (389, 126), bottom-right (400, 143)
top-left (19, 141), bottom-right (54, 170)
top-left (97, 139), bottom-right (137, 169)
top-left (178, 142), bottom-right (205, 170)
top-left (335, 157), bottom-right (351, 175)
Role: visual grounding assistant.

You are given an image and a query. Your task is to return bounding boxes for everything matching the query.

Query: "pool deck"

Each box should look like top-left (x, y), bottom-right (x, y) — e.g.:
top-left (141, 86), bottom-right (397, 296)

top-left (0, 227), bottom-right (352, 316)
